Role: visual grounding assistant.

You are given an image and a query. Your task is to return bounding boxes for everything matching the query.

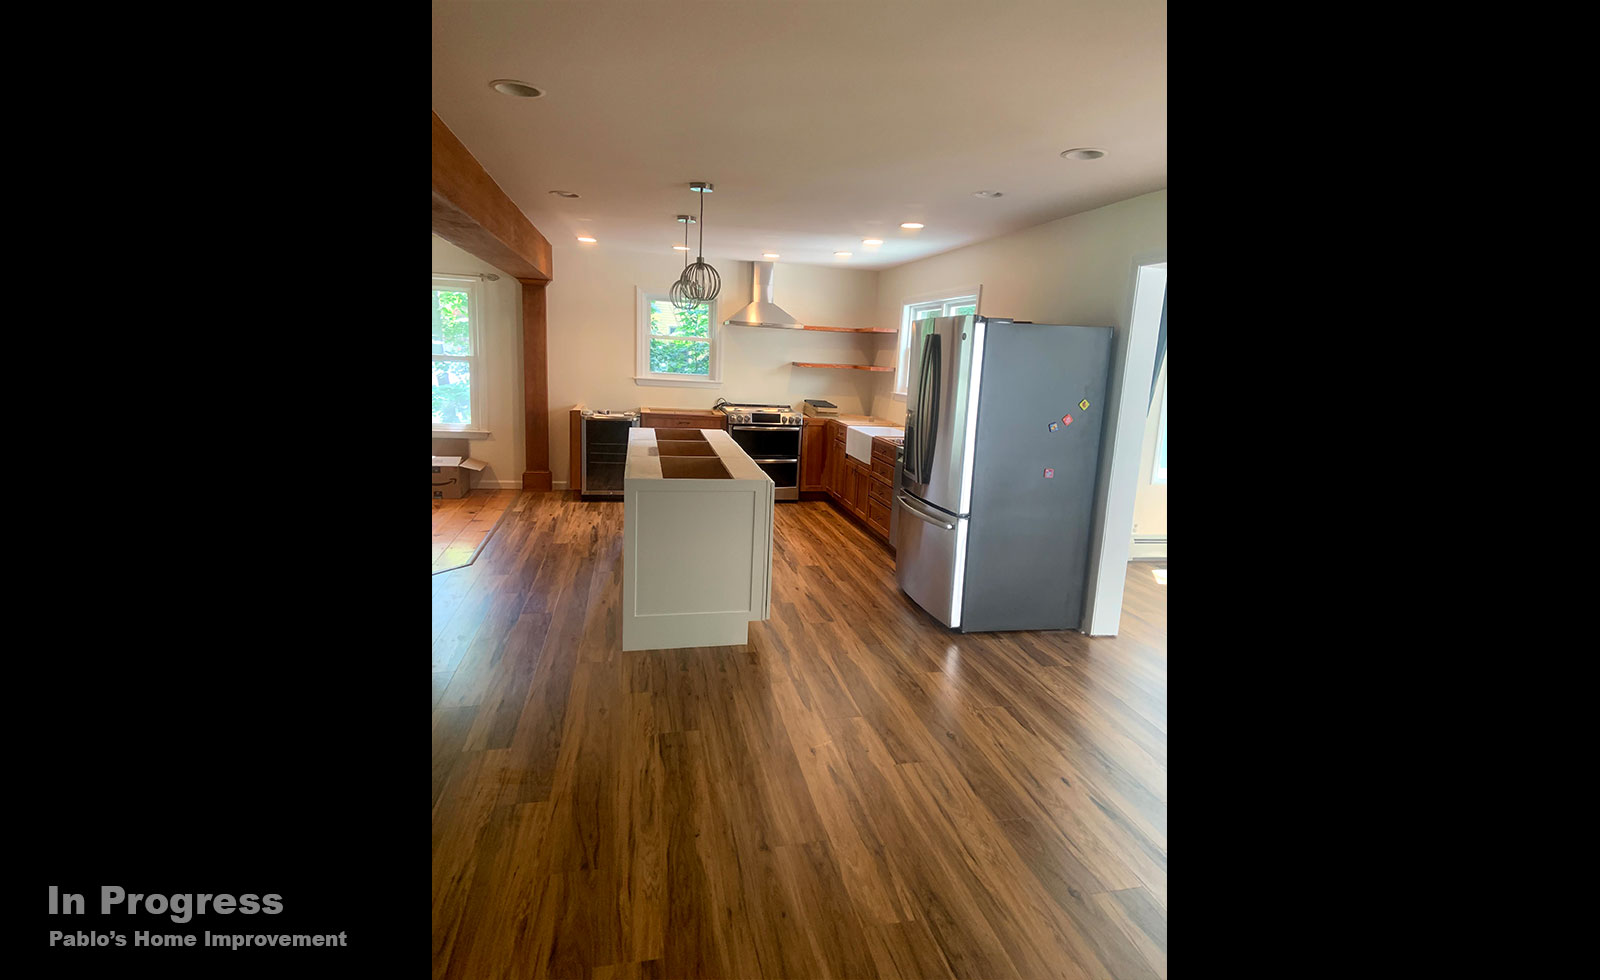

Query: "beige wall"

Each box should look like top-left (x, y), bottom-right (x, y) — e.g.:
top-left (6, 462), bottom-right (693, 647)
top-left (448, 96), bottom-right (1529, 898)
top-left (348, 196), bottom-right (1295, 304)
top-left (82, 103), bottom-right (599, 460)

top-left (435, 188), bottom-right (1166, 494)
top-left (867, 189), bottom-right (1169, 417)
top-left (546, 245), bottom-right (883, 487)
top-left (431, 235), bottom-right (525, 488)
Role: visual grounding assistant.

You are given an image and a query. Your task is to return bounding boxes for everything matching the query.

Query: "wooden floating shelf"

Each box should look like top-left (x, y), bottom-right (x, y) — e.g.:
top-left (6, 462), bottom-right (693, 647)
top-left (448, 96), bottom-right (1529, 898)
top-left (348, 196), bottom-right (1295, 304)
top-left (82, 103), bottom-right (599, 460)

top-left (799, 324), bottom-right (897, 334)
top-left (792, 362), bottom-right (893, 372)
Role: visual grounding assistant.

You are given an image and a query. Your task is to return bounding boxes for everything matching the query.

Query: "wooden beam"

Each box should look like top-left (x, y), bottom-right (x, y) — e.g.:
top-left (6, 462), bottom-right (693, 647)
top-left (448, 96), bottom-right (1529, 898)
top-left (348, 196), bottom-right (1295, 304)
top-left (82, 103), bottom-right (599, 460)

top-left (432, 109), bottom-right (555, 491)
top-left (431, 111), bottom-right (552, 283)
top-left (521, 282), bottom-right (553, 490)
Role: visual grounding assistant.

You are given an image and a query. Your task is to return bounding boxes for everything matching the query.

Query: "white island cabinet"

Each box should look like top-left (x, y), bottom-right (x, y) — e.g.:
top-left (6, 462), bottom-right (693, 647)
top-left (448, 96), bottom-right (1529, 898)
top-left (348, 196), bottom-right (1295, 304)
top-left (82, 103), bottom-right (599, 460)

top-left (622, 428), bottom-right (774, 651)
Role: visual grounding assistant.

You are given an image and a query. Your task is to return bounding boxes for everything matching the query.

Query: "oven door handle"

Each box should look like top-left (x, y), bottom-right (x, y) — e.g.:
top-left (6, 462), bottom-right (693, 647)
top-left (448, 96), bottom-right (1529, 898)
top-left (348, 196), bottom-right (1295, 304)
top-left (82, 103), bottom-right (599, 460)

top-left (731, 425), bottom-right (802, 432)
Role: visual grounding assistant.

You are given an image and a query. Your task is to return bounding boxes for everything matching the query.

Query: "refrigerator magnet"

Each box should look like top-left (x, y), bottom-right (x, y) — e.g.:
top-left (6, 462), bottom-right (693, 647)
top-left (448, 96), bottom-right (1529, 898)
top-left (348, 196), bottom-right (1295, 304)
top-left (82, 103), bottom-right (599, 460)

top-left (1044, 468), bottom-right (1055, 478)
top-left (1048, 421), bottom-right (1060, 432)
top-left (1079, 398), bottom-right (1090, 411)
top-left (1061, 414), bottom-right (1073, 427)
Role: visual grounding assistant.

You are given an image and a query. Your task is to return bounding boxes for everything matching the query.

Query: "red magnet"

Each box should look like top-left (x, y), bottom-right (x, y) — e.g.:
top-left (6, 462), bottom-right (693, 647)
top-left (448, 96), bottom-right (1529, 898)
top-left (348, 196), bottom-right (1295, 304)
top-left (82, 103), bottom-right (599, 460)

top-left (1044, 468), bottom-right (1055, 479)
top-left (1061, 414), bottom-right (1074, 427)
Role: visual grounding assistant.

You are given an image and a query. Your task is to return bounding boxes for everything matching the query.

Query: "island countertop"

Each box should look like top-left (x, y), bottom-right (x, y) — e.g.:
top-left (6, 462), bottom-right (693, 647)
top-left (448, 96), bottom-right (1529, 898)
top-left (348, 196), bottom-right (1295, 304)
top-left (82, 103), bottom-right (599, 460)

top-left (625, 427), bottom-right (774, 484)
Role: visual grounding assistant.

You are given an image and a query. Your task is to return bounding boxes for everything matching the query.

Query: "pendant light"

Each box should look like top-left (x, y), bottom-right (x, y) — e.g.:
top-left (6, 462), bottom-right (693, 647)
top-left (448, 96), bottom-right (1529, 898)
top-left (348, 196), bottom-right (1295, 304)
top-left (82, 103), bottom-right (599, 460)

top-left (672, 181), bottom-right (720, 310)
top-left (669, 215), bottom-right (695, 310)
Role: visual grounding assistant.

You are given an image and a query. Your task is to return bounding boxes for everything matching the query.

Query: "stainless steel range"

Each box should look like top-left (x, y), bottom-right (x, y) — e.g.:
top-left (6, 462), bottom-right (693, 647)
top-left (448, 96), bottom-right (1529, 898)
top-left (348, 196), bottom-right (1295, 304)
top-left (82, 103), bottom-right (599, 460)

top-left (716, 400), bottom-right (801, 500)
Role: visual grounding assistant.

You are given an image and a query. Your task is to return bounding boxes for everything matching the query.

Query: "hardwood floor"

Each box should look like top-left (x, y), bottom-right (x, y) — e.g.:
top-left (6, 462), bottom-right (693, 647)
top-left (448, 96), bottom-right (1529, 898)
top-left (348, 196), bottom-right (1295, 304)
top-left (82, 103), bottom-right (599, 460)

top-left (433, 489), bottom-right (521, 573)
top-left (433, 493), bottom-right (1167, 980)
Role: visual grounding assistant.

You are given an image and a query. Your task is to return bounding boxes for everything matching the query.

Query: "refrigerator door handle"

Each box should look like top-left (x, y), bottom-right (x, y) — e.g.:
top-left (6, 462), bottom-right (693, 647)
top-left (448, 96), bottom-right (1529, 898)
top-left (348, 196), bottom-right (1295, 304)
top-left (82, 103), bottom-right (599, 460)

top-left (897, 493), bottom-right (955, 530)
top-left (923, 334), bottom-right (942, 484)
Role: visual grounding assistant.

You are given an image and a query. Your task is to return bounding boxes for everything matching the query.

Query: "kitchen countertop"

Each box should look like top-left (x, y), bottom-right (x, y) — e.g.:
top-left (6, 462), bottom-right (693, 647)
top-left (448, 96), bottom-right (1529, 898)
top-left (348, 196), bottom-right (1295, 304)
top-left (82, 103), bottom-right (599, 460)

top-left (805, 413), bottom-right (903, 426)
top-left (637, 406), bottom-right (725, 418)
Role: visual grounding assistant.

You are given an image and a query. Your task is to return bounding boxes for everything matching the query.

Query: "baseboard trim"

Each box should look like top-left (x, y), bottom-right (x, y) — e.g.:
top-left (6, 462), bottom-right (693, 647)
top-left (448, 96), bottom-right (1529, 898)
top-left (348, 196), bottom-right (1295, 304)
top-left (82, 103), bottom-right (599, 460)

top-left (1129, 536), bottom-right (1167, 560)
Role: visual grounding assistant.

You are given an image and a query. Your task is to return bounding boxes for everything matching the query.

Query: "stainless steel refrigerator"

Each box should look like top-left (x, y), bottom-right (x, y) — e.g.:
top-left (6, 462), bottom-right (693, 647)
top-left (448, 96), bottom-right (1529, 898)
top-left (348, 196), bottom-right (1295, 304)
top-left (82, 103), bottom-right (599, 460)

top-left (896, 315), bottom-right (1113, 632)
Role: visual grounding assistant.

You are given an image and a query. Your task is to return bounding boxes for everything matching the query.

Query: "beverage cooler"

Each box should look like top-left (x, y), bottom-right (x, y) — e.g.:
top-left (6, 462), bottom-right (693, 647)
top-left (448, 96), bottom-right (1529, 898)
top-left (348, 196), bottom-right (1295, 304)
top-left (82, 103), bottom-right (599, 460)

top-left (580, 410), bottom-right (640, 496)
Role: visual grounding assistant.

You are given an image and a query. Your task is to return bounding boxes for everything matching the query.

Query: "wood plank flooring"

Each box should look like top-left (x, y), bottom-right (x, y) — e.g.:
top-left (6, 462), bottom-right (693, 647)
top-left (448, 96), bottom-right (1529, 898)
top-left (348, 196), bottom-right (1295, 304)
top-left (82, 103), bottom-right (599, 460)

top-left (433, 489), bottom-right (521, 573)
top-left (433, 493), bottom-right (1167, 980)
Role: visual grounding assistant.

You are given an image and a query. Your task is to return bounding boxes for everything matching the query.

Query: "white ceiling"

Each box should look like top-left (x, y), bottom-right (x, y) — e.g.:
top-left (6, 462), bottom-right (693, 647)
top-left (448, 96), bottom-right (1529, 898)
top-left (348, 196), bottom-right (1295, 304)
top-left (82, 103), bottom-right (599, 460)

top-left (432, 1), bottom-right (1166, 270)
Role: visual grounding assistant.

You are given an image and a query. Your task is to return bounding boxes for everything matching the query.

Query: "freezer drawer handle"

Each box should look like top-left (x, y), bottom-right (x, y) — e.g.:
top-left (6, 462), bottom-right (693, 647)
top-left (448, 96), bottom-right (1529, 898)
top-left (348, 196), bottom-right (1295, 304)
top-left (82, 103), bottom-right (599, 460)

top-left (896, 493), bottom-right (955, 530)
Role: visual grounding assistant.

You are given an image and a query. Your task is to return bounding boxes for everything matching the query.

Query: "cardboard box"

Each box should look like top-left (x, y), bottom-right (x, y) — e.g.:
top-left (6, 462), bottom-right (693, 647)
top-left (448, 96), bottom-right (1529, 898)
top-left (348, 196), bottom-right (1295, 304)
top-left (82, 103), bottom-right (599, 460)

top-left (431, 455), bottom-right (487, 499)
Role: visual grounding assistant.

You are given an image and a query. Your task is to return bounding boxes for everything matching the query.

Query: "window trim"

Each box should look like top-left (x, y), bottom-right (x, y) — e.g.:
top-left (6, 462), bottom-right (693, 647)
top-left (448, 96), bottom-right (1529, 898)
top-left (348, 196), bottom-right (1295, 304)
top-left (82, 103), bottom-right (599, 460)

top-left (432, 275), bottom-right (486, 433)
top-left (893, 285), bottom-right (982, 397)
top-left (634, 286), bottom-right (723, 388)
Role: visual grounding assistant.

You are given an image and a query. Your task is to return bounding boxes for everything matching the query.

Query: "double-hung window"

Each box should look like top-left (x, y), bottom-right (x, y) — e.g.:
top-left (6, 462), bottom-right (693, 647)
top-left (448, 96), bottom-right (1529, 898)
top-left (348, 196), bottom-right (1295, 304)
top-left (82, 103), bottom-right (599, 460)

top-left (894, 290), bottom-right (979, 396)
top-left (635, 288), bottom-right (721, 387)
top-left (432, 276), bottom-right (483, 431)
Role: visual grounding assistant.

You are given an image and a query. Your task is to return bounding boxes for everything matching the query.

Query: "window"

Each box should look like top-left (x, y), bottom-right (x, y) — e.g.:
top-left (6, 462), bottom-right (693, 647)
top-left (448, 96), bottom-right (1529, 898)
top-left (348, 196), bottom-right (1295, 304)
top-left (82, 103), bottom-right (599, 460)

top-left (894, 289), bottom-right (979, 396)
top-left (635, 288), bottom-right (721, 387)
top-left (432, 276), bottom-right (484, 431)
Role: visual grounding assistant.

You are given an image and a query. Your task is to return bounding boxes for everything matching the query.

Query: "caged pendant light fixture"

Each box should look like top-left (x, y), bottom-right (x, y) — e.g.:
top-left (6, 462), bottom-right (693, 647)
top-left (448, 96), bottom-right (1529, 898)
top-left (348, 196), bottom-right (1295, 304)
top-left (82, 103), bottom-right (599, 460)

top-left (671, 181), bottom-right (720, 310)
top-left (668, 214), bottom-right (696, 310)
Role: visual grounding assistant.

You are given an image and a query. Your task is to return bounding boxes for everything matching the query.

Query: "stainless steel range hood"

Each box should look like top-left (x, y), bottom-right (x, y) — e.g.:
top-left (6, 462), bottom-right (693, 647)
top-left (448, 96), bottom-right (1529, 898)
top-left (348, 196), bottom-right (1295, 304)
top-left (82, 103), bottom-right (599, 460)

top-left (723, 261), bottom-right (804, 329)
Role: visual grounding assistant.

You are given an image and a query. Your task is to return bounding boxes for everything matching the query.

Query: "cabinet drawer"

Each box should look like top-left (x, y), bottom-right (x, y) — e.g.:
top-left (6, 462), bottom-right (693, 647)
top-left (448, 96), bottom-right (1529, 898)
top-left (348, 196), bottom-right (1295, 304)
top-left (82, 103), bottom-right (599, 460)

top-left (871, 440), bottom-right (897, 461)
top-left (867, 498), bottom-right (891, 537)
top-left (871, 457), bottom-right (895, 484)
top-left (868, 477), bottom-right (891, 507)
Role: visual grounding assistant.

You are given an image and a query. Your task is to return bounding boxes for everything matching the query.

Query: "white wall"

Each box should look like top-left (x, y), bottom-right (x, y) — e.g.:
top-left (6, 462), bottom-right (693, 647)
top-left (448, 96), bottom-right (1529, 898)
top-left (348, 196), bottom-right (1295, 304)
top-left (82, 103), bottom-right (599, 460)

top-left (432, 236), bottom-right (525, 489)
top-left (546, 245), bottom-right (883, 487)
top-left (868, 190), bottom-right (1168, 413)
top-left (435, 188), bottom-right (1166, 498)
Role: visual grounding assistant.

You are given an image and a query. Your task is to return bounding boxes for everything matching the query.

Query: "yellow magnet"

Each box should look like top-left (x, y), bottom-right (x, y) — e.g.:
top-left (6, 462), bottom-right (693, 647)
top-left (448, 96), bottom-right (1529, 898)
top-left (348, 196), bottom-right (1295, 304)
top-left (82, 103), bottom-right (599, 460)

top-left (1079, 398), bottom-right (1090, 411)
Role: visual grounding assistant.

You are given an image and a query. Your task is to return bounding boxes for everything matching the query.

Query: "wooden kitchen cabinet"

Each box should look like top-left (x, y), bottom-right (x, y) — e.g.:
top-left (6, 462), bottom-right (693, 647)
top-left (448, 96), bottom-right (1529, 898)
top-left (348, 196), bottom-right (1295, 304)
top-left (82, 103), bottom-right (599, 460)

top-left (826, 421), bottom-right (846, 499)
top-left (800, 419), bottom-right (827, 491)
top-left (639, 410), bottom-right (726, 430)
top-left (846, 457), bottom-right (871, 517)
top-left (867, 498), bottom-right (892, 537)
top-left (817, 420), bottom-right (901, 548)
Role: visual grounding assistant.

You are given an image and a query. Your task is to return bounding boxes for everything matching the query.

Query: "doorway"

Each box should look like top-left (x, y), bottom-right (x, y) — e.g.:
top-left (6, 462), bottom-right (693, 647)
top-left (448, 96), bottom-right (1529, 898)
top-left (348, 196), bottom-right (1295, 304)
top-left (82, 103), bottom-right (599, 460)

top-left (1083, 259), bottom-right (1166, 635)
top-left (1131, 324), bottom-right (1166, 559)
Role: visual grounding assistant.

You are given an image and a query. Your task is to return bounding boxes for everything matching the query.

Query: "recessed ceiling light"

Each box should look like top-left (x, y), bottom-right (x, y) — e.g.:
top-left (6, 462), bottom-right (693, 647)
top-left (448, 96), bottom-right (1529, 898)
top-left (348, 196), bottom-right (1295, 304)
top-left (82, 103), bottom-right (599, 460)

top-left (576, 236), bottom-right (597, 243)
top-left (672, 245), bottom-right (691, 251)
top-left (900, 222), bottom-right (924, 229)
top-left (490, 79), bottom-right (544, 98)
top-left (763, 252), bottom-right (780, 259)
top-left (834, 251), bottom-right (852, 258)
top-left (1060, 147), bottom-right (1107, 161)
top-left (548, 190), bottom-right (580, 198)
top-left (862, 239), bottom-right (884, 246)
top-left (973, 190), bottom-right (1003, 198)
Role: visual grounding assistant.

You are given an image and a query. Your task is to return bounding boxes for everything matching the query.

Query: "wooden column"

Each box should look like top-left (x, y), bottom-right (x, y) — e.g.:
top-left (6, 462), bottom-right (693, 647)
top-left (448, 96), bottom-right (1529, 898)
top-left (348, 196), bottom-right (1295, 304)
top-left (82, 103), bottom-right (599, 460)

top-left (520, 281), bottom-right (552, 490)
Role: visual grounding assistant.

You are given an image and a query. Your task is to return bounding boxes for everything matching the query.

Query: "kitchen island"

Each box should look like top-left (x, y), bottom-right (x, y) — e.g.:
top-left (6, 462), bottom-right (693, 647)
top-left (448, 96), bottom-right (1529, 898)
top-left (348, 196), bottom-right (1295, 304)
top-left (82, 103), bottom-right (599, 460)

top-left (622, 428), bottom-right (774, 651)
